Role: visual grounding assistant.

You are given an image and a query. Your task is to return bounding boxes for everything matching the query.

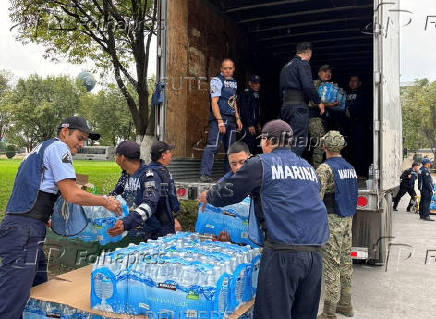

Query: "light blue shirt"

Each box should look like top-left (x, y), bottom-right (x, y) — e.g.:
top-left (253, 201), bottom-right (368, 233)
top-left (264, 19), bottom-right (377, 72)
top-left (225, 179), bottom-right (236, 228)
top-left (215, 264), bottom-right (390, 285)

top-left (40, 139), bottom-right (76, 194)
top-left (210, 77), bottom-right (223, 98)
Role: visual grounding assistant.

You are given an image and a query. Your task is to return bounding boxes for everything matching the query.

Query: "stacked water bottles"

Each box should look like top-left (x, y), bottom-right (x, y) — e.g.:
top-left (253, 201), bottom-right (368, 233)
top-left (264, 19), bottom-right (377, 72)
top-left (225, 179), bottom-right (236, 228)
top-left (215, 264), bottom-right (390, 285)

top-left (71, 195), bottom-right (129, 245)
top-left (91, 232), bottom-right (262, 318)
top-left (196, 197), bottom-right (256, 247)
top-left (430, 183), bottom-right (436, 212)
top-left (318, 82), bottom-right (347, 111)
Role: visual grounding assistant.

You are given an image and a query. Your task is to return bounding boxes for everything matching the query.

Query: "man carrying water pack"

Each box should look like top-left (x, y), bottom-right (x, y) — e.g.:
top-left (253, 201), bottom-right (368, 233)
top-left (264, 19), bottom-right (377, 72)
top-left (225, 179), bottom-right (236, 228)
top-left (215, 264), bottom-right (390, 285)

top-left (199, 141), bottom-right (251, 242)
top-left (0, 116), bottom-right (122, 319)
top-left (108, 141), bottom-right (181, 240)
top-left (201, 120), bottom-right (329, 319)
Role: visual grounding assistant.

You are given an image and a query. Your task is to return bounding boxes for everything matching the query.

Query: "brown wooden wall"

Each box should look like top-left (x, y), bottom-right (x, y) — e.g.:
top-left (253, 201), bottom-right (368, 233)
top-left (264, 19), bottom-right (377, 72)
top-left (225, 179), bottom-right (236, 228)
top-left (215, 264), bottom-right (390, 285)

top-left (165, 0), bottom-right (250, 158)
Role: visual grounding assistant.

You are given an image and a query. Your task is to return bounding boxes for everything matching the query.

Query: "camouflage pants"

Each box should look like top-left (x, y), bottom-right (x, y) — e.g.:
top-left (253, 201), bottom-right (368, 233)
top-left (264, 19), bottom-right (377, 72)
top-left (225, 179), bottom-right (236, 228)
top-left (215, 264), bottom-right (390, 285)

top-left (308, 117), bottom-right (326, 169)
top-left (322, 214), bottom-right (353, 304)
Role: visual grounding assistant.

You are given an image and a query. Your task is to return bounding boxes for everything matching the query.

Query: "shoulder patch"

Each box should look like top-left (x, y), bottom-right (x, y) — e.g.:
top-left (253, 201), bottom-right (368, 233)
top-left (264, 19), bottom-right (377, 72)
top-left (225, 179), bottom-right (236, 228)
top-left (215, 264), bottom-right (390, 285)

top-left (62, 152), bottom-right (72, 164)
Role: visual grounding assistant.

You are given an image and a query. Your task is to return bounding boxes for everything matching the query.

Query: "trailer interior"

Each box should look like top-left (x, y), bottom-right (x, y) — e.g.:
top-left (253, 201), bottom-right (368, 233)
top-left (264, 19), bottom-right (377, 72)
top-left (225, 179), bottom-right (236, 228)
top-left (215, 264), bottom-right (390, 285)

top-left (163, 0), bottom-right (375, 178)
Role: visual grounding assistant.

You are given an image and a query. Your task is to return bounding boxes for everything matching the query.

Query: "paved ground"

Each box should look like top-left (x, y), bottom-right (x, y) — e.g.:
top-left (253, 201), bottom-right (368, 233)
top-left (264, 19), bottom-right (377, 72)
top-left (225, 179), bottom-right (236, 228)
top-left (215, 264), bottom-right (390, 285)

top-left (319, 191), bottom-right (436, 319)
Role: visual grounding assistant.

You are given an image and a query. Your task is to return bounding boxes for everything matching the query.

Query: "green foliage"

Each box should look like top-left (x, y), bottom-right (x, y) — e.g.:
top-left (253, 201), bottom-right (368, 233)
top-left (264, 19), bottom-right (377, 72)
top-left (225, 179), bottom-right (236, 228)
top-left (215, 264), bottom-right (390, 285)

top-left (5, 145), bottom-right (16, 159)
top-left (2, 75), bottom-right (84, 151)
top-left (0, 70), bottom-right (12, 140)
top-left (178, 200), bottom-right (199, 232)
top-left (401, 79), bottom-right (436, 158)
top-left (9, 0), bottom-right (158, 137)
top-left (78, 85), bottom-right (136, 146)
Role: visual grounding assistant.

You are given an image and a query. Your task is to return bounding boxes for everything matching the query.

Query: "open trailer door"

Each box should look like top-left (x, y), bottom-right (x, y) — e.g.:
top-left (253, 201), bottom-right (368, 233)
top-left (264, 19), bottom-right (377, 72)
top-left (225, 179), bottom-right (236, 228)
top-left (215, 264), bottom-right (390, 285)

top-left (374, 0), bottom-right (402, 191)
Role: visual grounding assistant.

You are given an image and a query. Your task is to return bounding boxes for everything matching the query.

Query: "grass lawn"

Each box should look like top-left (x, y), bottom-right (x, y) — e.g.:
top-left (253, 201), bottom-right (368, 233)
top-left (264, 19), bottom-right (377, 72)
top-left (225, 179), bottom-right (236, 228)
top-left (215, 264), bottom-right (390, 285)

top-left (0, 159), bottom-right (121, 219)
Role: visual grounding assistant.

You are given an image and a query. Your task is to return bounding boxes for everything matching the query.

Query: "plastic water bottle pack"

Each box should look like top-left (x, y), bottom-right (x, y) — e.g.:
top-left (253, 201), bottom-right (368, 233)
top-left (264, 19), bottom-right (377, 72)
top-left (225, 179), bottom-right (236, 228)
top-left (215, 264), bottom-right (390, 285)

top-left (90, 232), bottom-right (262, 318)
top-left (195, 197), bottom-right (257, 247)
top-left (71, 195), bottom-right (129, 245)
top-left (430, 183), bottom-right (436, 212)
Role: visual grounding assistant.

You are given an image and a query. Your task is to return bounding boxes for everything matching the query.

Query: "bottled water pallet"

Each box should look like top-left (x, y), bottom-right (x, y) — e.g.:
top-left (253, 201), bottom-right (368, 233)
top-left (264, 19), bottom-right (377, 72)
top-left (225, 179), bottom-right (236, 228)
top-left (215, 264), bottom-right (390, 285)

top-left (24, 265), bottom-right (255, 319)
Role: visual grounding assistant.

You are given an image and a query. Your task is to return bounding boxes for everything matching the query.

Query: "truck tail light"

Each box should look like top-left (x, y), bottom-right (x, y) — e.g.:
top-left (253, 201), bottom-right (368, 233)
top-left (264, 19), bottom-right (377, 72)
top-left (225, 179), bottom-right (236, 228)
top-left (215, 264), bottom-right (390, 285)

top-left (350, 251), bottom-right (358, 257)
top-left (177, 187), bottom-right (187, 197)
top-left (357, 196), bottom-right (368, 207)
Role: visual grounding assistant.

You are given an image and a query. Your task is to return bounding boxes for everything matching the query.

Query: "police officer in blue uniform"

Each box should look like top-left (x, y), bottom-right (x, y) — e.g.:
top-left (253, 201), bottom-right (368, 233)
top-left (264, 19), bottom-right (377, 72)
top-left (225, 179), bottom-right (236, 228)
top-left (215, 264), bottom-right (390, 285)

top-left (108, 141), bottom-right (180, 239)
top-left (392, 162), bottom-right (419, 212)
top-left (239, 75), bottom-right (261, 154)
top-left (199, 58), bottom-right (243, 182)
top-left (418, 158), bottom-right (434, 221)
top-left (0, 117), bottom-right (122, 319)
top-left (280, 42), bottom-right (325, 156)
top-left (201, 120), bottom-right (329, 319)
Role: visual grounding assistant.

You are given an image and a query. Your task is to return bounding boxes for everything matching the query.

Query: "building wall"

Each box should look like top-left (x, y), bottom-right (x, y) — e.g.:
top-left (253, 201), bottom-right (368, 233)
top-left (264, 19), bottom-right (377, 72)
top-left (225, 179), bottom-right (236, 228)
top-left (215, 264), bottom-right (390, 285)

top-left (165, 0), bottom-right (250, 158)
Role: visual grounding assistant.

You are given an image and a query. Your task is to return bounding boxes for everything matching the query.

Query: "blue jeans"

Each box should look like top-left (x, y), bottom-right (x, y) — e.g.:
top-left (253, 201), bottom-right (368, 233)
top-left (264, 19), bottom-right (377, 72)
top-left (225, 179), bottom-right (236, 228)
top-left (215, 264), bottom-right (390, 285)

top-left (0, 215), bottom-right (48, 319)
top-left (200, 117), bottom-right (237, 176)
top-left (254, 248), bottom-right (322, 319)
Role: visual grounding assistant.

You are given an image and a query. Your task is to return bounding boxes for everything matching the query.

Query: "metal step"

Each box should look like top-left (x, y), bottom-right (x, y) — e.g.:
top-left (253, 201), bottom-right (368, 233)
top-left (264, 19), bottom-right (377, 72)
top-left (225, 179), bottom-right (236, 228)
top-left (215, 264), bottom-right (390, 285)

top-left (168, 158), bottom-right (225, 180)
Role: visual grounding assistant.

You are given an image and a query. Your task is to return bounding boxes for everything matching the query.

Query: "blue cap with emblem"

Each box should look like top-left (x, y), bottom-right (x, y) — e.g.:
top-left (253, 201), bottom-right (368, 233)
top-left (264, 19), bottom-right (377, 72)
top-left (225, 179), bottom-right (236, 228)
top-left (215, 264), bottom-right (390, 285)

top-left (422, 158), bottom-right (432, 165)
top-left (58, 116), bottom-right (100, 140)
top-left (249, 75), bottom-right (261, 83)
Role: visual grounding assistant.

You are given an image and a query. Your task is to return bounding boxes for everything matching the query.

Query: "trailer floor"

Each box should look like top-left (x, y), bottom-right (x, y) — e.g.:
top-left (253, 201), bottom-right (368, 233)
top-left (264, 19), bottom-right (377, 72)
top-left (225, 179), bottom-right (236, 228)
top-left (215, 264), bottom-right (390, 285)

top-left (319, 194), bottom-right (436, 319)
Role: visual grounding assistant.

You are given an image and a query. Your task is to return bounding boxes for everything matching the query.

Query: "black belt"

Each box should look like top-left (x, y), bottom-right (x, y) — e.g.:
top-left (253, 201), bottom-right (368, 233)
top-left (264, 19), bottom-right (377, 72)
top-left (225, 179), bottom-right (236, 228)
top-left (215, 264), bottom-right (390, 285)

top-left (22, 191), bottom-right (59, 223)
top-left (264, 240), bottom-right (321, 252)
top-left (283, 89), bottom-right (306, 105)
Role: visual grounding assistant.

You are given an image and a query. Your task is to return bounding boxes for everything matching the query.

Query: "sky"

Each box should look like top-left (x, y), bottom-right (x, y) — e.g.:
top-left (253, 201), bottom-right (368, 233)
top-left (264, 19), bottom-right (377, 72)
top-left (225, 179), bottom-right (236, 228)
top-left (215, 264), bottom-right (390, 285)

top-left (0, 0), bottom-right (435, 85)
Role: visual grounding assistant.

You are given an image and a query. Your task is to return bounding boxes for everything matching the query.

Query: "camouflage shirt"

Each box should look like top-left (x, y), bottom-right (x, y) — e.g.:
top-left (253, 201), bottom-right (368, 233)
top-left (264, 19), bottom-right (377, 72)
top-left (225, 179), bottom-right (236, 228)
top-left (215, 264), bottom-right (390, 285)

top-left (316, 161), bottom-right (336, 199)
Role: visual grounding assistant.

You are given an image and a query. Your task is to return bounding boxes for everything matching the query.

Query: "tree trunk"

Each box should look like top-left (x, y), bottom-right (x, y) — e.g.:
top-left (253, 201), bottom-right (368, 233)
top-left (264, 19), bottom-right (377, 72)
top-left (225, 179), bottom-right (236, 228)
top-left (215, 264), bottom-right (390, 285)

top-left (138, 134), bottom-right (156, 162)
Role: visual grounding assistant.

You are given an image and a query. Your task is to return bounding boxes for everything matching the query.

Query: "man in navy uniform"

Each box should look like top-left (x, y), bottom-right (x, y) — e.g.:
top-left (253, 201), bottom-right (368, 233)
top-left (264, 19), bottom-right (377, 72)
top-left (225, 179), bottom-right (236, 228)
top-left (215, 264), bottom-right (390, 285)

top-left (0, 116), bottom-right (122, 319)
top-left (316, 131), bottom-right (358, 319)
top-left (418, 158), bottom-right (434, 221)
top-left (108, 141), bottom-right (181, 239)
top-left (392, 162), bottom-right (419, 212)
top-left (200, 120), bottom-right (329, 319)
top-left (280, 42), bottom-right (325, 156)
top-left (199, 58), bottom-right (243, 182)
top-left (239, 75), bottom-right (261, 154)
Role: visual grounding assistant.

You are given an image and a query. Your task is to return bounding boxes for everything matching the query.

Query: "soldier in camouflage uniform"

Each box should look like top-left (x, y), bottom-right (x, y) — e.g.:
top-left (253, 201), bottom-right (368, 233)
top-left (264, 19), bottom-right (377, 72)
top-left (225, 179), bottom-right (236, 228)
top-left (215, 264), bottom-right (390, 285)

top-left (317, 131), bottom-right (358, 319)
top-left (309, 65), bottom-right (339, 169)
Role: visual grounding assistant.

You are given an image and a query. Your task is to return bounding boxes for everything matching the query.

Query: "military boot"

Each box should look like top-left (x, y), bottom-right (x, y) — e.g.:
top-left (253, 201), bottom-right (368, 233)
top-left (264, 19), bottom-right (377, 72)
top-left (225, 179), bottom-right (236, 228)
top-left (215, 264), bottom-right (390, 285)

top-left (317, 301), bottom-right (337, 319)
top-left (336, 289), bottom-right (354, 317)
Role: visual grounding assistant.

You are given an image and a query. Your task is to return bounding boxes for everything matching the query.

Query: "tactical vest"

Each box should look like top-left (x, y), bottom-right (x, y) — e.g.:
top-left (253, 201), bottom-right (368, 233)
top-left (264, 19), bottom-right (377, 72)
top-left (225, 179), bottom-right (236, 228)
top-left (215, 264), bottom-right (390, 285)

top-left (323, 157), bottom-right (358, 217)
top-left (149, 163), bottom-right (176, 228)
top-left (6, 138), bottom-right (58, 215)
top-left (214, 73), bottom-right (237, 117)
top-left (249, 149), bottom-right (329, 246)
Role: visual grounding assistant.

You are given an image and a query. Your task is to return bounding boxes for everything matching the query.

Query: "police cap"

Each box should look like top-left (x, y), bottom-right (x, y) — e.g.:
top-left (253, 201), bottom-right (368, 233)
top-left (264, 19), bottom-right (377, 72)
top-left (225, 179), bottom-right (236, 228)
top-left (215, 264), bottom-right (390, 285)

top-left (58, 116), bottom-right (100, 140)
top-left (321, 130), bottom-right (345, 152)
top-left (249, 75), bottom-right (261, 83)
top-left (422, 158), bottom-right (432, 165)
top-left (115, 141), bottom-right (140, 159)
top-left (151, 141), bottom-right (175, 161)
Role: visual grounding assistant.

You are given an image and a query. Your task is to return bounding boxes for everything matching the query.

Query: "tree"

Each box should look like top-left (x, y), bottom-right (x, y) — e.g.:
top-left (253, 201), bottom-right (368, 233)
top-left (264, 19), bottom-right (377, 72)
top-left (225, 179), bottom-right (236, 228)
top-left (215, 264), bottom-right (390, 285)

top-left (79, 84), bottom-right (136, 146)
top-left (10, 0), bottom-right (158, 142)
top-left (3, 75), bottom-right (83, 151)
top-left (401, 79), bottom-right (436, 160)
top-left (0, 70), bottom-right (13, 141)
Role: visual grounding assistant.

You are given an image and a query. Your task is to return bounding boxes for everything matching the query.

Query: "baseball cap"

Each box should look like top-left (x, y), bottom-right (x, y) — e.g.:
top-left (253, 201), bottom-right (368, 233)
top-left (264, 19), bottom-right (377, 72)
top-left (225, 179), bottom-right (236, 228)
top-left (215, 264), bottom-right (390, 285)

top-left (259, 120), bottom-right (293, 140)
top-left (321, 130), bottom-right (345, 152)
top-left (115, 141), bottom-right (140, 159)
top-left (422, 158), bottom-right (432, 165)
top-left (57, 116), bottom-right (100, 140)
top-left (318, 64), bottom-right (332, 72)
top-left (249, 75), bottom-right (261, 83)
top-left (151, 141), bottom-right (175, 161)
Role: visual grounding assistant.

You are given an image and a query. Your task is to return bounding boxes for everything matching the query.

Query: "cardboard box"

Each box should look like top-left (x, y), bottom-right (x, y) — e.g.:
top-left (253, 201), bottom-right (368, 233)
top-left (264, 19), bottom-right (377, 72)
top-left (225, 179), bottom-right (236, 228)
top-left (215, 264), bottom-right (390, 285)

top-left (28, 265), bottom-right (254, 318)
top-left (76, 173), bottom-right (95, 190)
